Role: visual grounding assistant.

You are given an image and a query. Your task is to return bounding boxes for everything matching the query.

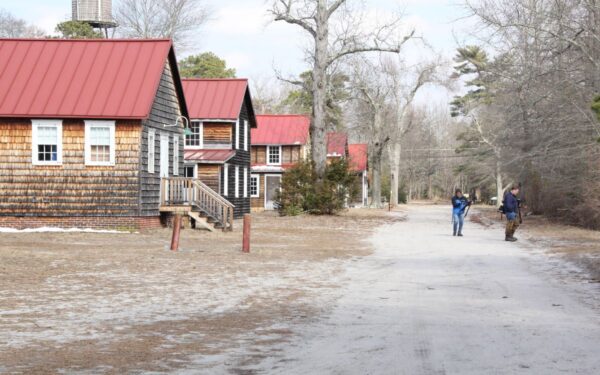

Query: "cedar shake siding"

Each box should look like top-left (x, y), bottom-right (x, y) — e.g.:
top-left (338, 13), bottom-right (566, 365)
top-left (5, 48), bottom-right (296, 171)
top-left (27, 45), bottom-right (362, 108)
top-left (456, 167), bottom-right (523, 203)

top-left (139, 59), bottom-right (185, 217)
top-left (0, 39), bottom-right (188, 230)
top-left (251, 145), bottom-right (302, 165)
top-left (198, 164), bottom-right (220, 192)
top-left (0, 119), bottom-right (141, 217)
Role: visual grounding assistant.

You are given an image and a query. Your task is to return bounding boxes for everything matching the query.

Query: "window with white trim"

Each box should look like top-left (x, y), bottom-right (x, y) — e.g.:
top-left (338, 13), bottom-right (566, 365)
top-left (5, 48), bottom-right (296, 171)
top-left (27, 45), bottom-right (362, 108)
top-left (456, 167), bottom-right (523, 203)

top-left (235, 119), bottom-right (240, 150)
top-left (186, 121), bottom-right (202, 147)
top-left (267, 145), bottom-right (281, 165)
top-left (235, 165), bottom-right (240, 198)
top-left (148, 129), bottom-right (155, 173)
top-left (243, 167), bottom-right (248, 197)
top-left (250, 175), bottom-right (259, 197)
top-left (223, 164), bottom-right (229, 196)
top-left (173, 135), bottom-right (180, 175)
top-left (32, 120), bottom-right (62, 165)
top-left (244, 120), bottom-right (248, 151)
top-left (84, 120), bottom-right (115, 166)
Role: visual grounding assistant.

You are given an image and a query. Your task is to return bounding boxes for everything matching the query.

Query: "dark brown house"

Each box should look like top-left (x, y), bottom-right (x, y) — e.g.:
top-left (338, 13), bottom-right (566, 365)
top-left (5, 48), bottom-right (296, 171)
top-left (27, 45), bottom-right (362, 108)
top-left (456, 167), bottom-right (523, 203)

top-left (0, 38), bottom-right (188, 230)
top-left (181, 79), bottom-right (257, 218)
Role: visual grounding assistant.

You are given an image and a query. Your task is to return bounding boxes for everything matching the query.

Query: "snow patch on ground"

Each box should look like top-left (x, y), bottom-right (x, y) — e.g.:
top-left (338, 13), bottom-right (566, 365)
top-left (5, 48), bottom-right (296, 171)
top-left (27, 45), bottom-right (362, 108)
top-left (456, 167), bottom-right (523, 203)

top-left (0, 227), bottom-right (130, 234)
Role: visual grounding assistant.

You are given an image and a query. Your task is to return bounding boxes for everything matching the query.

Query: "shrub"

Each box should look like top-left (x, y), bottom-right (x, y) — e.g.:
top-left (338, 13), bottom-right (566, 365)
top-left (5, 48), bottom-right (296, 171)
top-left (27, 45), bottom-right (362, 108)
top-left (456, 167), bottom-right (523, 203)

top-left (277, 158), bottom-right (356, 215)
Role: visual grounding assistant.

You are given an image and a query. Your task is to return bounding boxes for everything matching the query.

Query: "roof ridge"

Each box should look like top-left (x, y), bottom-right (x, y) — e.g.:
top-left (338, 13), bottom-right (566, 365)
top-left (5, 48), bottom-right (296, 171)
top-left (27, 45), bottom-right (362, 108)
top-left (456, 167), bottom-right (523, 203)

top-left (182, 78), bottom-right (248, 82)
top-left (0, 38), bottom-right (172, 42)
top-left (257, 114), bottom-right (309, 117)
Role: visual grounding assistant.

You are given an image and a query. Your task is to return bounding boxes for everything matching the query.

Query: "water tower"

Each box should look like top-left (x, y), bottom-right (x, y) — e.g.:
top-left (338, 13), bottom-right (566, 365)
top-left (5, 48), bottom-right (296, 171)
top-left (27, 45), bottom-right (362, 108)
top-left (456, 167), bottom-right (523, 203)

top-left (72, 0), bottom-right (117, 37)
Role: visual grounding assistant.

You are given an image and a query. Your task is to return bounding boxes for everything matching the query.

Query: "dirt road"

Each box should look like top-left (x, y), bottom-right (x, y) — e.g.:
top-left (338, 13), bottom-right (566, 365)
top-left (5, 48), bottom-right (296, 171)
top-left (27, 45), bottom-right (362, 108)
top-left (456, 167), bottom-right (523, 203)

top-left (2, 206), bottom-right (599, 374)
top-left (256, 205), bottom-right (600, 374)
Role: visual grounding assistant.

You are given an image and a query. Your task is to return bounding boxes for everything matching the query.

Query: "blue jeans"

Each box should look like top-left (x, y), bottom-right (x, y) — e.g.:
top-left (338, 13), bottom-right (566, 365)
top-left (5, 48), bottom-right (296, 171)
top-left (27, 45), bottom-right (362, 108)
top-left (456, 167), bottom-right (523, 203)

top-left (453, 213), bottom-right (464, 235)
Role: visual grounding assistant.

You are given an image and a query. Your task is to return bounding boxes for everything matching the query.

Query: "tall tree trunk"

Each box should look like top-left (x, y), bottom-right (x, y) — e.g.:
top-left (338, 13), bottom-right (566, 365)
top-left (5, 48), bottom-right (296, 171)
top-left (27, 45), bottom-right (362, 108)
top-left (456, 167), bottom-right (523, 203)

top-left (371, 157), bottom-right (382, 208)
top-left (311, 0), bottom-right (329, 179)
top-left (370, 140), bottom-right (385, 208)
top-left (495, 158), bottom-right (504, 208)
top-left (389, 142), bottom-right (401, 206)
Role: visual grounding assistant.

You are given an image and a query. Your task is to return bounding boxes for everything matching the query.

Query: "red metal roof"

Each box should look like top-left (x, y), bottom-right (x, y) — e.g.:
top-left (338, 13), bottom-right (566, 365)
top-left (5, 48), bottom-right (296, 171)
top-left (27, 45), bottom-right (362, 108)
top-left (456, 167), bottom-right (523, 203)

top-left (184, 149), bottom-right (235, 164)
top-left (252, 115), bottom-right (310, 145)
top-left (0, 38), bottom-right (178, 119)
top-left (349, 143), bottom-right (368, 172)
top-left (327, 132), bottom-right (348, 157)
top-left (182, 79), bottom-right (249, 120)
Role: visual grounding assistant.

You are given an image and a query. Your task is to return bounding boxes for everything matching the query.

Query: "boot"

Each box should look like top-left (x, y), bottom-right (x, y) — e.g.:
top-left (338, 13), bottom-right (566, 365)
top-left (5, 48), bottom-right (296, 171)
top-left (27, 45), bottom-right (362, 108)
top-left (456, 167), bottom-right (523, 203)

top-left (505, 236), bottom-right (517, 242)
top-left (458, 232), bottom-right (463, 237)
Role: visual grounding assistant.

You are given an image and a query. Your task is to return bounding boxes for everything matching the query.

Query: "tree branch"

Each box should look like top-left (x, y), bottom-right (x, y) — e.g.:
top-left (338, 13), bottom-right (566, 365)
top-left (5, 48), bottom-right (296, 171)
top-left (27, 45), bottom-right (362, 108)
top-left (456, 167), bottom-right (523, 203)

top-left (271, 0), bottom-right (317, 37)
top-left (327, 30), bottom-right (415, 66)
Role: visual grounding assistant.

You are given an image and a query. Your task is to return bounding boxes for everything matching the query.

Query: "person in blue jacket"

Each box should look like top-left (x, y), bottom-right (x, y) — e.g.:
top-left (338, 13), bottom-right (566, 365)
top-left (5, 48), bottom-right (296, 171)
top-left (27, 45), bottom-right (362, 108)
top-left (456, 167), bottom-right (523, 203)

top-left (451, 189), bottom-right (471, 237)
top-left (503, 185), bottom-right (520, 242)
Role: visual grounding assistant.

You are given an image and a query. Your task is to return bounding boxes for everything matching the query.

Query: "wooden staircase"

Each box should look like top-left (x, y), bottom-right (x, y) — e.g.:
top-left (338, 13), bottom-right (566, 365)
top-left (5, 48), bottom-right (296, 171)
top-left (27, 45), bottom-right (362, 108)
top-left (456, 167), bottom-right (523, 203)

top-left (160, 178), bottom-right (234, 232)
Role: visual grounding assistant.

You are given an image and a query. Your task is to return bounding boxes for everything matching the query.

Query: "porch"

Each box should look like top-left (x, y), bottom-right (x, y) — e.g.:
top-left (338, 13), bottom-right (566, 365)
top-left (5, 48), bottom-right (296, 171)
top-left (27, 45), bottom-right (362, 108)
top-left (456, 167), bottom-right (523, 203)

top-left (160, 177), bottom-right (235, 231)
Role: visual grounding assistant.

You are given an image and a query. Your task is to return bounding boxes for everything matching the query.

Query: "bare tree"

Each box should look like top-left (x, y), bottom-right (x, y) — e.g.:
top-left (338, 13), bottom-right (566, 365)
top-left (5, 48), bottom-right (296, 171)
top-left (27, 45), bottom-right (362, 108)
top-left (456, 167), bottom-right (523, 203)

top-left (250, 75), bottom-right (294, 114)
top-left (0, 9), bottom-right (45, 38)
top-left (458, 0), bottom-right (600, 227)
top-left (114, 0), bottom-right (211, 51)
top-left (271, 0), bottom-right (415, 179)
top-left (387, 58), bottom-right (444, 206)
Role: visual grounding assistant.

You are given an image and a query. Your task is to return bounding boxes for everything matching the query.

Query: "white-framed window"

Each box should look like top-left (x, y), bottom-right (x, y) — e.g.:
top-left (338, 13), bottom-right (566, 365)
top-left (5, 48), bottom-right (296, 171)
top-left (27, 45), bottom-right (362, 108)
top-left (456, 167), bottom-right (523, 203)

top-left (173, 135), bottom-right (180, 175)
top-left (84, 120), bottom-right (115, 166)
top-left (223, 163), bottom-right (229, 196)
top-left (235, 165), bottom-right (240, 198)
top-left (235, 119), bottom-right (240, 150)
top-left (186, 121), bottom-right (203, 148)
top-left (148, 129), bottom-right (155, 173)
top-left (32, 120), bottom-right (62, 165)
top-left (244, 120), bottom-right (249, 151)
top-left (267, 145), bottom-right (282, 165)
top-left (250, 175), bottom-right (259, 197)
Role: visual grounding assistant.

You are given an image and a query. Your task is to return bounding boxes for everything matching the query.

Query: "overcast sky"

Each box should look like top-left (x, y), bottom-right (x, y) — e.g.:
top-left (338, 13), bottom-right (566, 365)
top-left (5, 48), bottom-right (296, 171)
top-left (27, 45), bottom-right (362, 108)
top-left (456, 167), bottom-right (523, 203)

top-left (5, 0), bottom-right (472, 103)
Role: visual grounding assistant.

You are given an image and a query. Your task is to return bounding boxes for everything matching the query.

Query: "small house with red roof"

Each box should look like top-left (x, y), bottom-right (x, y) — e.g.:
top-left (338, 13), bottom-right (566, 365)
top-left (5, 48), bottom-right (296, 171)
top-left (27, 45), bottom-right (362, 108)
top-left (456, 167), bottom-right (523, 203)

top-left (327, 132), bottom-right (349, 161)
top-left (250, 114), bottom-right (310, 210)
top-left (0, 38), bottom-right (189, 230)
top-left (182, 78), bottom-right (257, 218)
top-left (349, 143), bottom-right (369, 207)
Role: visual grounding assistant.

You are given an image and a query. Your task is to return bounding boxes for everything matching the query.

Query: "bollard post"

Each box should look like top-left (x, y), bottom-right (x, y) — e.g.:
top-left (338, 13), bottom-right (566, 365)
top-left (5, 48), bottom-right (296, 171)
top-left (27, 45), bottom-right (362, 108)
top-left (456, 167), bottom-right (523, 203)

top-left (170, 214), bottom-right (182, 252)
top-left (242, 214), bottom-right (251, 253)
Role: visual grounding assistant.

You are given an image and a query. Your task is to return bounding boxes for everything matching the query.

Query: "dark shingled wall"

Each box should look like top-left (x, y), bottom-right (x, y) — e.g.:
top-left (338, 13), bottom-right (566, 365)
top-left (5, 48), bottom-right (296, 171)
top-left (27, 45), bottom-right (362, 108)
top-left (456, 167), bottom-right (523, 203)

top-left (139, 59), bottom-right (185, 216)
top-left (220, 94), bottom-right (252, 218)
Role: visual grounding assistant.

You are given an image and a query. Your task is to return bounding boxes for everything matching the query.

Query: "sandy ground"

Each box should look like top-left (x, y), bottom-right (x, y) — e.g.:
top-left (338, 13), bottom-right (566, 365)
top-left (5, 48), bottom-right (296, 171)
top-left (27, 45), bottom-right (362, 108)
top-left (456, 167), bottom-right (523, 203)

top-left (2, 205), bottom-right (600, 374)
top-left (247, 205), bottom-right (600, 374)
top-left (474, 206), bottom-right (600, 283)
top-left (0, 209), bottom-right (399, 374)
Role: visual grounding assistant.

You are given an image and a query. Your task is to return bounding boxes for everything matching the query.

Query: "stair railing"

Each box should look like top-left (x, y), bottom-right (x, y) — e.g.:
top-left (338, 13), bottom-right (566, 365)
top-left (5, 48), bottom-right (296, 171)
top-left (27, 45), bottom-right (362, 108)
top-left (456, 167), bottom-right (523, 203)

top-left (161, 177), bottom-right (234, 231)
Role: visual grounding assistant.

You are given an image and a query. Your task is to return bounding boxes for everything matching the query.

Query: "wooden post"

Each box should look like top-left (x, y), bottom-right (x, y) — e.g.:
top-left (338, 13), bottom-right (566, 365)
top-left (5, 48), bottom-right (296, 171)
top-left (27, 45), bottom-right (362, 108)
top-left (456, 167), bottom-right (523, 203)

top-left (170, 214), bottom-right (182, 252)
top-left (242, 214), bottom-right (251, 253)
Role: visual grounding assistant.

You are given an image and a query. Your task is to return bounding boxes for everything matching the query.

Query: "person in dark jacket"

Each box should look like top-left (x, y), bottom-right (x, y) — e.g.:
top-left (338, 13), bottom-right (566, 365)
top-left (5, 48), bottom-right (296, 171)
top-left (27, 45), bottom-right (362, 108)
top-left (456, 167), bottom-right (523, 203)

top-left (451, 189), bottom-right (471, 237)
top-left (504, 185), bottom-right (520, 242)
